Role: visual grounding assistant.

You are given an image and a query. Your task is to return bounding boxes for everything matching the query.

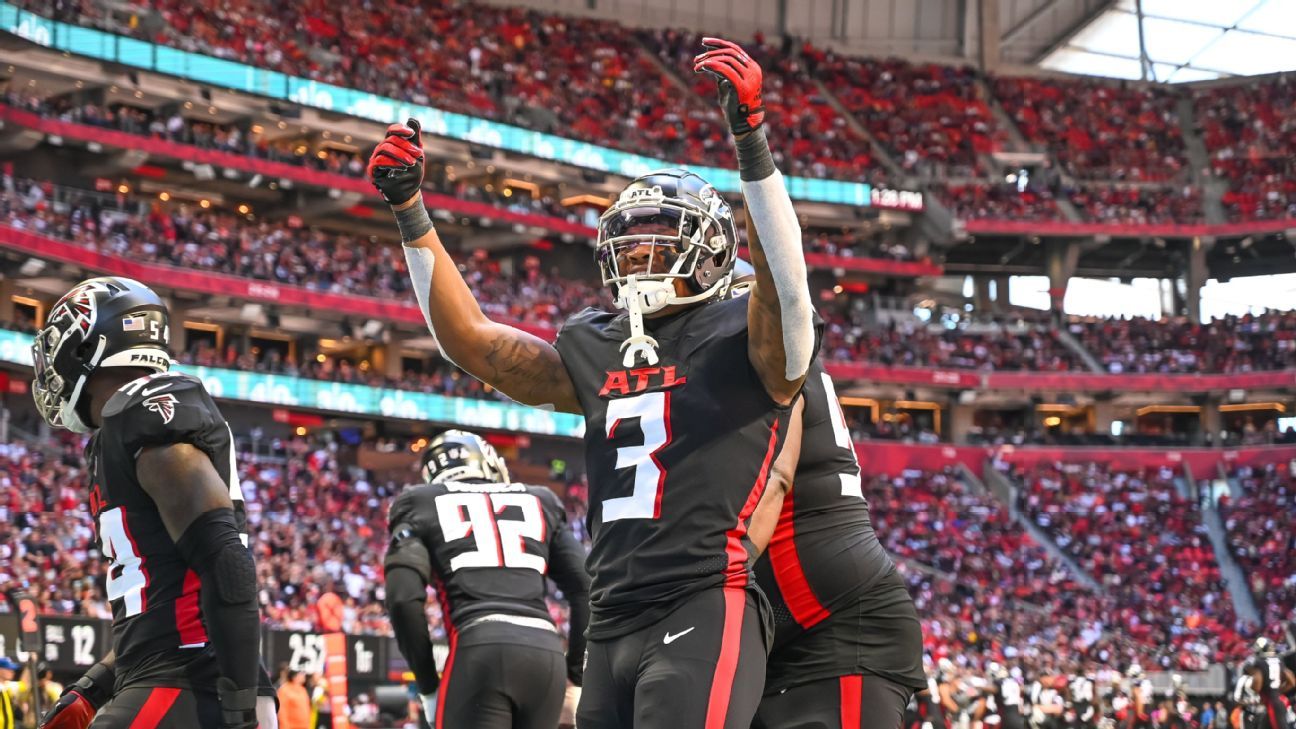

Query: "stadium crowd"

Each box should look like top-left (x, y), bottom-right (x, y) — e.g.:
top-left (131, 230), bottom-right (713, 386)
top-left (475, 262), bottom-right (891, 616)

top-left (2, 424), bottom-right (1269, 673)
top-left (3, 93), bottom-right (581, 224)
top-left (12, 0), bottom-right (1296, 226)
top-left (1218, 464), bottom-right (1296, 639)
top-left (1067, 313), bottom-right (1296, 374)
top-left (1015, 462), bottom-right (1247, 669)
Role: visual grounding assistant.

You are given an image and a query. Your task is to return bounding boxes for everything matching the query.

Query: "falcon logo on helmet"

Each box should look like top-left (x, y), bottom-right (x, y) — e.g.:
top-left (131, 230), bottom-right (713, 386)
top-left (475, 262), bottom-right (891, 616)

top-left (48, 280), bottom-right (111, 337)
top-left (32, 277), bottom-right (172, 433)
top-left (421, 429), bottom-right (511, 485)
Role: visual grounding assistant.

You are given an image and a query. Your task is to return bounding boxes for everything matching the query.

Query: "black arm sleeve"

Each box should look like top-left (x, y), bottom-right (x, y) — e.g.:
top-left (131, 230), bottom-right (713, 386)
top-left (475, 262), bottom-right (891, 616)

top-left (175, 508), bottom-right (261, 691)
top-left (547, 519), bottom-right (591, 686)
top-left (385, 565), bottom-right (440, 696)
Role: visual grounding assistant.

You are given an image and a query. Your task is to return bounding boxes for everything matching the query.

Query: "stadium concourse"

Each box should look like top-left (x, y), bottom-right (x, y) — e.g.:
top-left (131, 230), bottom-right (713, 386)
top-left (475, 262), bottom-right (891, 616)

top-left (0, 0), bottom-right (1294, 727)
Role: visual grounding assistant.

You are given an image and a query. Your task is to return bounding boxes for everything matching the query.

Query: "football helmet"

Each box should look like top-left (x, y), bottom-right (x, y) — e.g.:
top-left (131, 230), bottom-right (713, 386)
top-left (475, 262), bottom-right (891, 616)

top-left (596, 169), bottom-right (738, 365)
top-left (32, 277), bottom-right (171, 433)
top-left (421, 430), bottom-right (511, 485)
top-left (1254, 636), bottom-right (1278, 656)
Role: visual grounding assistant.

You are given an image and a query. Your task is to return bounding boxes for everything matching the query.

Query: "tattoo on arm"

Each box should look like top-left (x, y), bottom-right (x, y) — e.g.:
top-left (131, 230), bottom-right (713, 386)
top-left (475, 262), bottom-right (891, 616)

top-left (481, 333), bottom-right (581, 413)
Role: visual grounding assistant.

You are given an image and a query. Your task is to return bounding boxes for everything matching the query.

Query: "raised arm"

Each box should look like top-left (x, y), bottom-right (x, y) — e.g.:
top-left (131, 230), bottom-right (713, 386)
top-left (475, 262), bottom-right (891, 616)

top-left (136, 443), bottom-right (265, 729)
top-left (694, 39), bottom-right (815, 406)
top-left (368, 120), bottom-right (581, 414)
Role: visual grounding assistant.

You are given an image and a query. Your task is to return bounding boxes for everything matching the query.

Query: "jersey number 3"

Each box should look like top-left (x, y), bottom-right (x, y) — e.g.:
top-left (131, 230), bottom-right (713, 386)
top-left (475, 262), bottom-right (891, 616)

top-left (435, 493), bottom-right (547, 573)
top-left (603, 391), bottom-right (672, 522)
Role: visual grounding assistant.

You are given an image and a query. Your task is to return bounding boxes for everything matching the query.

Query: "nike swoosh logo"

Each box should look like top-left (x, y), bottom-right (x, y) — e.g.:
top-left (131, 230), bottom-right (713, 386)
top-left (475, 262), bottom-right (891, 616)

top-left (663, 627), bottom-right (695, 645)
top-left (141, 384), bottom-right (171, 397)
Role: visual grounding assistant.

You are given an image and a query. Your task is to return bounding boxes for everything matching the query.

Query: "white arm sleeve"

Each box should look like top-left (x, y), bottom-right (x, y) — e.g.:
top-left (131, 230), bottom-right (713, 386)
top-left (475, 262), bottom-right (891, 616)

top-left (741, 169), bottom-right (813, 381)
top-left (403, 245), bottom-right (437, 337)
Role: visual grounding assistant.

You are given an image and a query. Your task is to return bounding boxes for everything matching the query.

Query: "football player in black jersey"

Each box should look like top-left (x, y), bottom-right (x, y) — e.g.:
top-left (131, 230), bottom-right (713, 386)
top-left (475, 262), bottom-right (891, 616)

top-left (383, 430), bottom-right (590, 729)
top-left (30, 278), bottom-right (275, 729)
top-left (369, 36), bottom-right (817, 729)
top-left (723, 263), bottom-right (925, 729)
top-left (1237, 638), bottom-right (1295, 729)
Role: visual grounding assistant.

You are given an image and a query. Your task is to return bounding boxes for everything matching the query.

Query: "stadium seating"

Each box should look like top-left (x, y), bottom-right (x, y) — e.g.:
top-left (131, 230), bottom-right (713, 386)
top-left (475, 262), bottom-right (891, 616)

top-left (1016, 462), bottom-right (1245, 668)
top-left (1194, 76), bottom-right (1296, 222)
top-left (1219, 464), bottom-right (1296, 634)
top-left (1066, 313), bottom-right (1296, 374)
top-left (17, 0), bottom-right (1296, 227)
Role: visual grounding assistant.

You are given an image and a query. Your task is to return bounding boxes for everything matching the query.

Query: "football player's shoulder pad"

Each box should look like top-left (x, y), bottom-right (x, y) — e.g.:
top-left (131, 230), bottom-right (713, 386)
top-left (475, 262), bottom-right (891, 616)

top-left (101, 371), bottom-right (226, 457)
top-left (558, 306), bottom-right (621, 341)
top-left (388, 483), bottom-right (441, 526)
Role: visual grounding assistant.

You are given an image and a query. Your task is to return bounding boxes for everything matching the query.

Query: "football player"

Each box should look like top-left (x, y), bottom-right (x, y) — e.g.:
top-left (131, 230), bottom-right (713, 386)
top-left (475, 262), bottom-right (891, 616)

top-left (725, 262), bottom-right (926, 729)
top-left (368, 35), bottom-right (817, 728)
top-left (1237, 638), bottom-right (1295, 729)
top-left (384, 430), bottom-right (590, 729)
top-left (31, 277), bottom-right (275, 729)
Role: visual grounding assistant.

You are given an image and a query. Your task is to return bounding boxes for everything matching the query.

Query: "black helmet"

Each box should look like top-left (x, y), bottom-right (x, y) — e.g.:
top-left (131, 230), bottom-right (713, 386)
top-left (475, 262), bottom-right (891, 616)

top-left (421, 430), bottom-right (511, 485)
top-left (596, 168), bottom-right (738, 314)
top-left (1254, 636), bottom-right (1278, 657)
top-left (33, 277), bottom-right (171, 433)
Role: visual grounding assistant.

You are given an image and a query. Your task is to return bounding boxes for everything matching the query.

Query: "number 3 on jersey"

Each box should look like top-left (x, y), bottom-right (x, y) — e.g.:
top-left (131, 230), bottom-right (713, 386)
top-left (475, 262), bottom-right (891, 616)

top-left (603, 391), bottom-right (672, 522)
top-left (435, 492), bottom-right (547, 573)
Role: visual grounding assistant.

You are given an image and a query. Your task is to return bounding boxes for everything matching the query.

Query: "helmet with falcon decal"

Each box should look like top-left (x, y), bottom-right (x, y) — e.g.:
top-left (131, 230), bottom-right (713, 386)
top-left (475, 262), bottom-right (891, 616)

top-left (420, 430), bottom-right (511, 485)
top-left (32, 277), bottom-right (171, 433)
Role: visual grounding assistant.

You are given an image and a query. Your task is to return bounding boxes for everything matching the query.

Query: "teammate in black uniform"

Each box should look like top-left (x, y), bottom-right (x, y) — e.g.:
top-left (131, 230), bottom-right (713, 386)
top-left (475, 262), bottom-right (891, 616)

top-left (384, 430), bottom-right (589, 729)
top-left (30, 278), bottom-right (275, 729)
top-left (369, 35), bottom-right (817, 729)
top-left (1238, 638), bottom-right (1295, 729)
top-left (720, 265), bottom-right (925, 728)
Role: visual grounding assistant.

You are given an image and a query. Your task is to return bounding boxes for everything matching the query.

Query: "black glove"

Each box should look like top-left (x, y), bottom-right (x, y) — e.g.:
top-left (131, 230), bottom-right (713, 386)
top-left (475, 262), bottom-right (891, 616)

top-left (367, 117), bottom-right (425, 206)
top-left (217, 678), bottom-right (260, 729)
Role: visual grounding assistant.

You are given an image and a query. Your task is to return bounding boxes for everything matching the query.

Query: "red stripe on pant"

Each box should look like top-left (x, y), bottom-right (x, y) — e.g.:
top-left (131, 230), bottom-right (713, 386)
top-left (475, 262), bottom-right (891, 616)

top-left (128, 687), bottom-right (181, 729)
top-left (703, 586), bottom-right (747, 729)
top-left (435, 628), bottom-right (458, 729)
top-left (840, 675), bottom-right (863, 728)
top-left (175, 569), bottom-right (208, 645)
top-left (768, 486), bottom-right (831, 628)
top-left (704, 419), bottom-right (782, 728)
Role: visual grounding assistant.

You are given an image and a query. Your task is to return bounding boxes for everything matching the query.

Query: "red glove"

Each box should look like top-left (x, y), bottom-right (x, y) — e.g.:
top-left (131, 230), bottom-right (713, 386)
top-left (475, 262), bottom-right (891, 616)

top-left (38, 690), bottom-right (97, 729)
top-left (366, 118), bottom-right (425, 206)
top-left (692, 37), bottom-right (765, 135)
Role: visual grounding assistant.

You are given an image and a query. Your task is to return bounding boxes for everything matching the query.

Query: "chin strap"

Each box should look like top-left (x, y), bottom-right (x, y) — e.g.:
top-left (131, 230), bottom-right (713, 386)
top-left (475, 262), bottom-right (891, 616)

top-left (615, 276), bottom-right (664, 367)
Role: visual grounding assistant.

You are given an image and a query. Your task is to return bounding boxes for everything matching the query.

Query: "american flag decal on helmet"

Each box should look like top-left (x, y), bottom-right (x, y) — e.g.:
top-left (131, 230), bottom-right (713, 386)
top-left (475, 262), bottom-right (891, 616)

top-left (143, 393), bottom-right (179, 424)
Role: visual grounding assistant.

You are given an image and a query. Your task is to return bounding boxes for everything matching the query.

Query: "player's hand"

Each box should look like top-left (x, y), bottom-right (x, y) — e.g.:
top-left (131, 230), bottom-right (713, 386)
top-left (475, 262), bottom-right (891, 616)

top-left (692, 37), bottom-right (765, 135)
top-left (367, 118), bottom-right (425, 207)
top-left (38, 689), bottom-right (97, 729)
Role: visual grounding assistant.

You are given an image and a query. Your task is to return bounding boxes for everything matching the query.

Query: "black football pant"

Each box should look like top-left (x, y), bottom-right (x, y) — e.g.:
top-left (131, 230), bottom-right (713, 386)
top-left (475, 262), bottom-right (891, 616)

top-left (577, 586), bottom-right (768, 729)
top-left (436, 621), bottom-right (567, 729)
top-left (90, 687), bottom-right (220, 729)
top-left (753, 673), bottom-right (913, 729)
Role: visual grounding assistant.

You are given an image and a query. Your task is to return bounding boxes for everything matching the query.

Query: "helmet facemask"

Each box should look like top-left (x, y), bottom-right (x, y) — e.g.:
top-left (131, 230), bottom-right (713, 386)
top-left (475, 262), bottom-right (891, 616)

top-left (596, 182), bottom-right (736, 366)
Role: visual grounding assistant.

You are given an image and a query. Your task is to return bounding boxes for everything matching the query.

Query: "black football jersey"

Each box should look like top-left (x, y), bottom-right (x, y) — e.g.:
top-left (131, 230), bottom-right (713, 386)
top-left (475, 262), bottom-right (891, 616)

top-left (87, 371), bottom-right (252, 688)
top-left (754, 361), bottom-right (895, 646)
top-left (555, 296), bottom-right (818, 639)
top-left (385, 480), bottom-right (585, 630)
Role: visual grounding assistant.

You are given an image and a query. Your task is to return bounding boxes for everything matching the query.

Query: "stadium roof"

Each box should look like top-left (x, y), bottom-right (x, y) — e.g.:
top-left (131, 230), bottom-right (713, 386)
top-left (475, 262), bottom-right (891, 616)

top-left (1038, 0), bottom-right (1296, 82)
